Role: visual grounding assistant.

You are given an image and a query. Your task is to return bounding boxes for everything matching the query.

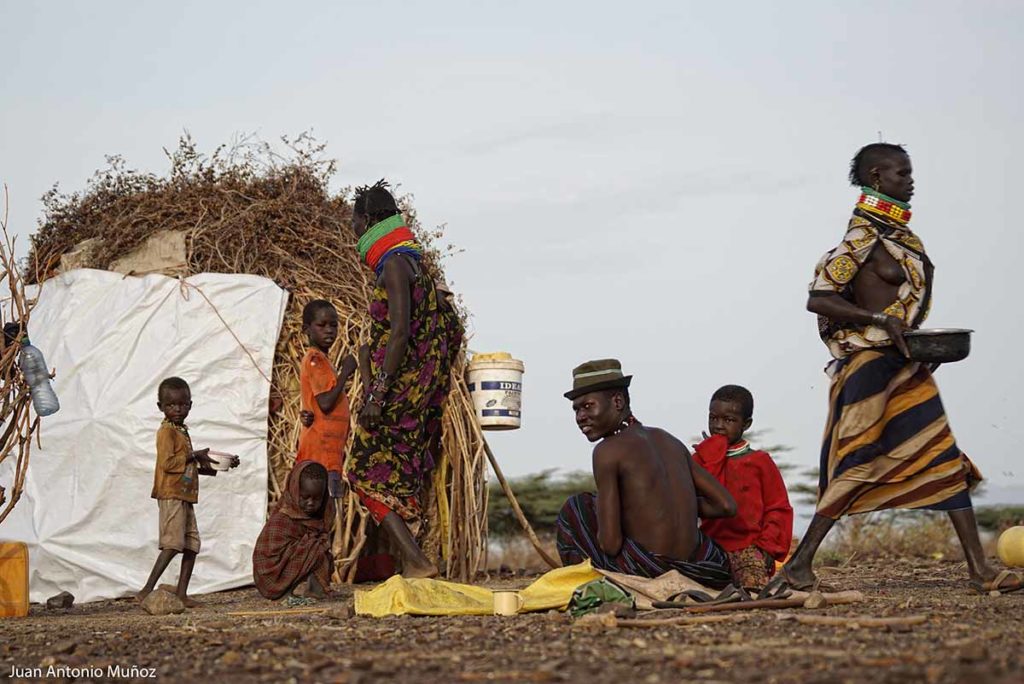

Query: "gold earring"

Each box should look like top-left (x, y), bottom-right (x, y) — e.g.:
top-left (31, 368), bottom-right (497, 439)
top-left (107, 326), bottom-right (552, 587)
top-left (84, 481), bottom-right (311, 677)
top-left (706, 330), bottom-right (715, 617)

top-left (872, 179), bottom-right (880, 192)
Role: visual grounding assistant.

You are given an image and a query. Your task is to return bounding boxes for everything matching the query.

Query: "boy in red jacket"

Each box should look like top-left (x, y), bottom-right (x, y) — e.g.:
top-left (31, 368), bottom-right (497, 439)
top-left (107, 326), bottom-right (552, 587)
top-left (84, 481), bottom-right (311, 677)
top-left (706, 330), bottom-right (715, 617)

top-left (693, 385), bottom-right (793, 590)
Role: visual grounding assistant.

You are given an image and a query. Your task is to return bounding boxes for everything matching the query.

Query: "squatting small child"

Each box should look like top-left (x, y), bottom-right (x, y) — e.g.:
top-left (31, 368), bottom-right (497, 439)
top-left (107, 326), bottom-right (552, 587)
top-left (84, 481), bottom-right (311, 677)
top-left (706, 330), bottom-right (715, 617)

top-left (693, 385), bottom-right (794, 590)
top-left (253, 460), bottom-right (334, 604)
top-left (138, 377), bottom-right (238, 607)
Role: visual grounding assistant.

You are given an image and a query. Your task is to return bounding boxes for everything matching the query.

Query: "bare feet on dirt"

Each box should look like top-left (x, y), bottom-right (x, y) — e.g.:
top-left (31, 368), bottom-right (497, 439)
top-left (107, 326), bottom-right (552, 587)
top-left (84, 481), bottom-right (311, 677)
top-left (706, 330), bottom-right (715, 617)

top-left (308, 575), bottom-right (328, 599)
top-left (179, 595), bottom-right (201, 608)
top-left (380, 511), bottom-right (438, 579)
top-left (970, 567), bottom-right (1024, 594)
top-left (767, 564), bottom-right (818, 592)
top-left (155, 583), bottom-right (201, 607)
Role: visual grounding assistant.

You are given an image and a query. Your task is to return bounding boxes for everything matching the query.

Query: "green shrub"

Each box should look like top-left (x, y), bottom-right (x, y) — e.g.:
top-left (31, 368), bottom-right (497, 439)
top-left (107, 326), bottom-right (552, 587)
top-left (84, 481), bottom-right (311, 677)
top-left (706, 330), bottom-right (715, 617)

top-left (488, 470), bottom-right (594, 538)
top-left (975, 505), bottom-right (1024, 531)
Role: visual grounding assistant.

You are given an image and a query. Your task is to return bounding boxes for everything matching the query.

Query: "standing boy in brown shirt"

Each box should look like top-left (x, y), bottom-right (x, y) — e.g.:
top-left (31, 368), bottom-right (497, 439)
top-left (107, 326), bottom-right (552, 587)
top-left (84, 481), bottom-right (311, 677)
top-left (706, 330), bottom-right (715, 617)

top-left (137, 377), bottom-right (237, 607)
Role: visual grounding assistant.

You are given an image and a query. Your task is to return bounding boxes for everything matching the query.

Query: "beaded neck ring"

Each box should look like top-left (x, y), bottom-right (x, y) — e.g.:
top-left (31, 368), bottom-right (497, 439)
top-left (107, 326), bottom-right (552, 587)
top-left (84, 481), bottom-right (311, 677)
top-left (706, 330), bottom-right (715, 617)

top-left (726, 440), bottom-right (752, 458)
top-left (607, 414), bottom-right (639, 438)
top-left (857, 186), bottom-right (912, 225)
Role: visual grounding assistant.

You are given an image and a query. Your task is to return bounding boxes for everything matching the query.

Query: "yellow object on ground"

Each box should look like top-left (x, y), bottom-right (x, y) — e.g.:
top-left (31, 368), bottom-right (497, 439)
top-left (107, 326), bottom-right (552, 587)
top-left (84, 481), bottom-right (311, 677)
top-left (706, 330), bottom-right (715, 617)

top-left (355, 561), bottom-right (600, 617)
top-left (0, 541), bottom-right (30, 618)
top-left (997, 526), bottom-right (1024, 567)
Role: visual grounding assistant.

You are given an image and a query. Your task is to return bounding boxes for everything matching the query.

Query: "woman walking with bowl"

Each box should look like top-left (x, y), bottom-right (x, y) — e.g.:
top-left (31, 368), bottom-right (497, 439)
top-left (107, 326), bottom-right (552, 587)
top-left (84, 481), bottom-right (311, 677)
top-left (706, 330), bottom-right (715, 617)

top-left (770, 143), bottom-right (1020, 595)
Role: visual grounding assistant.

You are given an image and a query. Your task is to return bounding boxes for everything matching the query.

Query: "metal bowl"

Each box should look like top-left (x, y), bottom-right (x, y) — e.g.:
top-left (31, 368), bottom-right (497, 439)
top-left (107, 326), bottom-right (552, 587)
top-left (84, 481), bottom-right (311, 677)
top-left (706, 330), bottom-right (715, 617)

top-left (903, 328), bottom-right (973, 364)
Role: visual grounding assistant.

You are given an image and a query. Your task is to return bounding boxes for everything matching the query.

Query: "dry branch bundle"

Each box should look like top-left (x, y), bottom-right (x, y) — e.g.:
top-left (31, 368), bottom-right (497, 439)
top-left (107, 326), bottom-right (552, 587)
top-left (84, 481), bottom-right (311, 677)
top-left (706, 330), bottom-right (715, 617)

top-left (24, 135), bottom-right (488, 580)
top-left (0, 185), bottom-right (42, 526)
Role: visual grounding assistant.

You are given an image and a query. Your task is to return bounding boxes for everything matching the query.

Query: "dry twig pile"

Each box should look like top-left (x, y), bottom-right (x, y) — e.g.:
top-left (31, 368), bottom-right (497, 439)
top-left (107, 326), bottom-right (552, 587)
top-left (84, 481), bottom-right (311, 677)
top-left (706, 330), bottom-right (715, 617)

top-left (25, 135), bottom-right (488, 580)
top-left (0, 186), bottom-right (42, 526)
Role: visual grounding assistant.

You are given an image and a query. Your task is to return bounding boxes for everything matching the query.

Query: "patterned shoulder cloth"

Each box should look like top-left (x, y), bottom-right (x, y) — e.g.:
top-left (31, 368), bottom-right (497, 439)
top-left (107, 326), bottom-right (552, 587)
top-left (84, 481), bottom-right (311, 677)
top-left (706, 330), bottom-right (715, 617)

top-left (809, 195), bottom-right (934, 361)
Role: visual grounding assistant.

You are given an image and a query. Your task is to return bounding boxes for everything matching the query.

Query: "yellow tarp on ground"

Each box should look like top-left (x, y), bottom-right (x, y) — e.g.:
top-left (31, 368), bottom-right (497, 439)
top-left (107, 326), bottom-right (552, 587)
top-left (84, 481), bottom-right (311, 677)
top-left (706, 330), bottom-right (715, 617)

top-left (354, 561), bottom-right (601, 617)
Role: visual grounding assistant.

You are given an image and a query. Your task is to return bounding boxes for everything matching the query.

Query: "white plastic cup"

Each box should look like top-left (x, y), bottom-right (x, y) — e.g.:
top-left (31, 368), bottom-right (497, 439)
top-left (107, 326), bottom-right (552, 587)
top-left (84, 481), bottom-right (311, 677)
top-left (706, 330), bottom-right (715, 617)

top-left (207, 450), bottom-right (238, 471)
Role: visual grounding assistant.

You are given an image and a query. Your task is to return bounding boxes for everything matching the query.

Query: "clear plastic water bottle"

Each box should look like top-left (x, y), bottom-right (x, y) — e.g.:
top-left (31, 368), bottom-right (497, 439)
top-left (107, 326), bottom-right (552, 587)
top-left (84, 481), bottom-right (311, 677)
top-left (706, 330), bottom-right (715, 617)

top-left (19, 337), bottom-right (60, 417)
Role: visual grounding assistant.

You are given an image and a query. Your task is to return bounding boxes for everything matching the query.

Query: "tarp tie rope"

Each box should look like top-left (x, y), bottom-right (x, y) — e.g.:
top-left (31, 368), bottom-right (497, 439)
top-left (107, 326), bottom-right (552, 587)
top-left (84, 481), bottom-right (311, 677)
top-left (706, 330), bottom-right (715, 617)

top-left (177, 277), bottom-right (273, 384)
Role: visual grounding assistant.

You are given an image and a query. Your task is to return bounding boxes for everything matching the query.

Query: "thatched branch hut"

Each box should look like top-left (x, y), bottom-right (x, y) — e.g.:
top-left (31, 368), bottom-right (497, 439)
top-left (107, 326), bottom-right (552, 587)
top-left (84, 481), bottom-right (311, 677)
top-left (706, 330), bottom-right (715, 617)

top-left (25, 135), bottom-right (488, 581)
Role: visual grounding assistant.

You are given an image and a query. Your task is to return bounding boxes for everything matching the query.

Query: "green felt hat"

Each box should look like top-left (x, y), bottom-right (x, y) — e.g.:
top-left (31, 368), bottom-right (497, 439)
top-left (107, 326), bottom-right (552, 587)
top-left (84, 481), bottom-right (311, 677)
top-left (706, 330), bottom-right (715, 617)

top-left (564, 359), bottom-right (632, 400)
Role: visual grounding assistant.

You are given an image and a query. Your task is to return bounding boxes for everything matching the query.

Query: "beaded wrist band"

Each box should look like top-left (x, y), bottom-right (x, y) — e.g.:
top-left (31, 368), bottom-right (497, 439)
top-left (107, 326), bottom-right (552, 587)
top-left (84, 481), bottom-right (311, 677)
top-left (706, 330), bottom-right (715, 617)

top-left (368, 370), bottom-right (391, 402)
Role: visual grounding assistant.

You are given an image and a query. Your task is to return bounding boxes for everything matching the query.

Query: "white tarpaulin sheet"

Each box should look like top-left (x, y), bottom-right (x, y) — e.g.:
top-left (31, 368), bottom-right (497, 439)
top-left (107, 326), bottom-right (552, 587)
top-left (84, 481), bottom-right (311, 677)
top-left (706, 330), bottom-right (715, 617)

top-left (0, 269), bottom-right (287, 603)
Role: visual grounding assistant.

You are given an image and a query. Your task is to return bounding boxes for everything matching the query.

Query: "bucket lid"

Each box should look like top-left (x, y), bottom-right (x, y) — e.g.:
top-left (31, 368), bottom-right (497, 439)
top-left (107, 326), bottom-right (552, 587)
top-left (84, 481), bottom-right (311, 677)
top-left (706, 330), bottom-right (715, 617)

top-left (468, 351), bottom-right (524, 372)
top-left (472, 351), bottom-right (513, 362)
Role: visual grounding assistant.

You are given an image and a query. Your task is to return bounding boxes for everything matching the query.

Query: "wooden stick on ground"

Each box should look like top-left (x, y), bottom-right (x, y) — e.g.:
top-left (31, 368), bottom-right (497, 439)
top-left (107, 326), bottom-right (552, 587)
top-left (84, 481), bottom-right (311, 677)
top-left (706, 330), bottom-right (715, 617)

top-left (790, 590), bottom-right (865, 606)
top-left (483, 438), bottom-right (560, 569)
top-left (615, 614), bottom-right (748, 628)
top-left (680, 598), bottom-right (808, 613)
top-left (225, 606), bottom-right (330, 617)
top-left (780, 614), bottom-right (928, 629)
top-left (649, 590), bottom-right (864, 614)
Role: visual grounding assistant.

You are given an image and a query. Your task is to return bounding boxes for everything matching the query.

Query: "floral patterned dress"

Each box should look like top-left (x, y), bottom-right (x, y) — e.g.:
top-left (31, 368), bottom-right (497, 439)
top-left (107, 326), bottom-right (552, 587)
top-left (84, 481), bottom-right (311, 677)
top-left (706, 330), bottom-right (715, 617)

top-left (346, 265), bottom-right (463, 524)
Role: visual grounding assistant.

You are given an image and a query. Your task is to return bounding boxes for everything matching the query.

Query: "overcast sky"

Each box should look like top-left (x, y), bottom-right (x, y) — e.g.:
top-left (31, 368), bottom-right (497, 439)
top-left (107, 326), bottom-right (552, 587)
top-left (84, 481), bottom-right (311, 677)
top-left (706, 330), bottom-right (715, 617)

top-left (3, 1), bottom-right (1022, 510)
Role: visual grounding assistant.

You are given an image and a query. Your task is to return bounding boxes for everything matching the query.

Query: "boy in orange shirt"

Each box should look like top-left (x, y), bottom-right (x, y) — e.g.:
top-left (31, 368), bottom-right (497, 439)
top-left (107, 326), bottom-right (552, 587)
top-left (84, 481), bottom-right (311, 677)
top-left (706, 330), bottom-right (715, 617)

top-left (298, 300), bottom-right (356, 498)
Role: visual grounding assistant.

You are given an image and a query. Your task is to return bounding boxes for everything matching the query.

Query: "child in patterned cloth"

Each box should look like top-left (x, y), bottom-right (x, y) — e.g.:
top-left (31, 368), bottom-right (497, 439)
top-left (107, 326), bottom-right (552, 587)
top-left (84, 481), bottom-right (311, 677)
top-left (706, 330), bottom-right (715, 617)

top-left (253, 460), bottom-right (335, 603)
top-left (692, 385), bottom-right (793, 590)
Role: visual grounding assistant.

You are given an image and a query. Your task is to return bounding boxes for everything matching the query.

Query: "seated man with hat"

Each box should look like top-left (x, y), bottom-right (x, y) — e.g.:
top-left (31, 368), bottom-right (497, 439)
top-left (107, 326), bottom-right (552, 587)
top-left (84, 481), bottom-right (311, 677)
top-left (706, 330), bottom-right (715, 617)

top-left (556, 359), bottom-right (737, 588)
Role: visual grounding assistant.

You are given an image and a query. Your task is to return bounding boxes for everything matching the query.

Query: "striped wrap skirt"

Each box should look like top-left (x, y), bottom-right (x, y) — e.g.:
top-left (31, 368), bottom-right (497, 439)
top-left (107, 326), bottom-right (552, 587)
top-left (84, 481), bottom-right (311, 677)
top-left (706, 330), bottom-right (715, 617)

top-left (816, 348), bottom-right (981, 519)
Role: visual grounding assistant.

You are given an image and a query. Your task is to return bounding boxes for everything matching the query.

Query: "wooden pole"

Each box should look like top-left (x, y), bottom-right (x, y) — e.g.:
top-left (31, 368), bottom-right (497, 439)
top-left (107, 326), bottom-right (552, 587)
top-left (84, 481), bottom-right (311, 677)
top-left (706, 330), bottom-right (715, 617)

top-left (483, 438), bottom-right (560, 569)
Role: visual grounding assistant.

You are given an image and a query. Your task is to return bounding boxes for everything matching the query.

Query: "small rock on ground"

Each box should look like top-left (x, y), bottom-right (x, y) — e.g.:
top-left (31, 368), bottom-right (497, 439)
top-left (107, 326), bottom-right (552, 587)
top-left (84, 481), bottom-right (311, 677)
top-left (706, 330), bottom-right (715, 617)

top-left (46, 591), bottom-right (75, 610)
top-left (326, 603), bottom-right (355, 620)
top-left (141, 589), bottom-right (185, 616)
top-left (803, 591), bottom-right (827, 609)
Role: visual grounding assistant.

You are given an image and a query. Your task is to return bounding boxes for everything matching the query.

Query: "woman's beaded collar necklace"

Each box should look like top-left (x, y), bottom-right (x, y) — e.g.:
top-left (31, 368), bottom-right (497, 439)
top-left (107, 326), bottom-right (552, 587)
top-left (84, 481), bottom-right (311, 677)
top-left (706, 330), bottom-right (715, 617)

top-left (857, 186), bottom-right (912, 225)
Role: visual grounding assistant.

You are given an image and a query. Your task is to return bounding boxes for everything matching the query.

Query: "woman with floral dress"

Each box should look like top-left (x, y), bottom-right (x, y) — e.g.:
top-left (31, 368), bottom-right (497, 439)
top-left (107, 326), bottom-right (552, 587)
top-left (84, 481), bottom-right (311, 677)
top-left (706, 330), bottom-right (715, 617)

top-left (346, 180), bottom-right (463, 578)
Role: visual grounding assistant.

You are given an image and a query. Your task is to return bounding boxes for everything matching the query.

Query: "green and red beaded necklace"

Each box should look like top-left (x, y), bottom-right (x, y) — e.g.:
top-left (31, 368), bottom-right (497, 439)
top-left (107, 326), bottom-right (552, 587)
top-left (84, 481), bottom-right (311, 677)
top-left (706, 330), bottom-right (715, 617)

top-left (857, 186), bottom-right (912, 225)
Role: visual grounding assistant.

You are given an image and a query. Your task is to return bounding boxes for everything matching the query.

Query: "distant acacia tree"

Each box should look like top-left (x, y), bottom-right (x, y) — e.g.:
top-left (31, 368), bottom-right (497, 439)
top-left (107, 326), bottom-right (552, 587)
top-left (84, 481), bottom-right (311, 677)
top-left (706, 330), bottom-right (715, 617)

top-left (487, 430), bottom-right (822, 540)
top-left (746, 429), bottom-right (819, 507)
top-left (488, 470), bottom-right (595, 538)
top-left (741, 430), bottom-right (1011, 527)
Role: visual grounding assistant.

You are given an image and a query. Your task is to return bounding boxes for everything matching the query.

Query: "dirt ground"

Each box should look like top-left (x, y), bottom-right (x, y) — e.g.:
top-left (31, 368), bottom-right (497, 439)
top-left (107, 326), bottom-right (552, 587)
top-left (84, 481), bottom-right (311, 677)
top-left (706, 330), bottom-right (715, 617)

top-left (2, 557), bottom-right (1022, 683)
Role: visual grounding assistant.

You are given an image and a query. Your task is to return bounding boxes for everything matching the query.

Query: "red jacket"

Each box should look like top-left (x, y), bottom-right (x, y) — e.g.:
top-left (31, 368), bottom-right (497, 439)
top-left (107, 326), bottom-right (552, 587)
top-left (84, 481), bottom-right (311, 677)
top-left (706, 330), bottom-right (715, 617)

top-left (693, 434), bottom-right (793, 560)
